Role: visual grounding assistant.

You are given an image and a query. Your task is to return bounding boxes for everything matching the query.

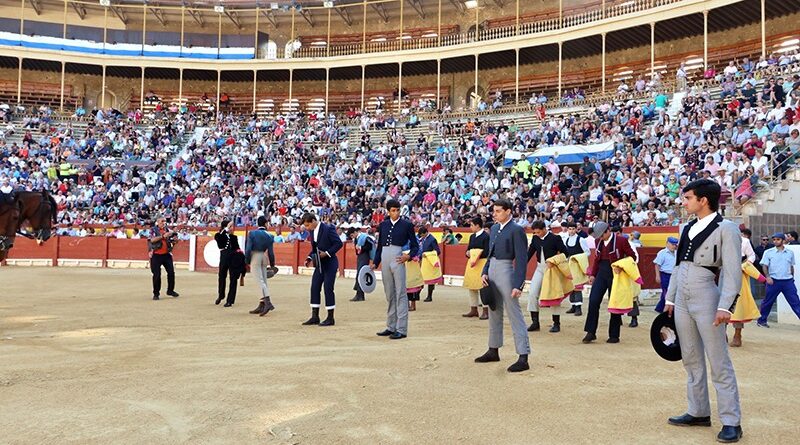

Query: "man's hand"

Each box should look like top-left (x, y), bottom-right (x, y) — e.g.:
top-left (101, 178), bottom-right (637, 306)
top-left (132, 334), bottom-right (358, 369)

top-left (713, 310), bottom-right (731, 327)
top-left (396, 254), bottom-right (410, 263)
top-left (511, 288), bottom-right (522, 298)
top-left (766, 277), bottom-right (774, 285)
top-left (666, 304), bottom-right (674, 317)
top-left (369, 262), bottom-right (377, 270)
top-left (481, 274), bottom-right (489, 287)
top-left (655, 275), bottom-right (661, 284)
top-left (546, 262), bottom-right (553, 269)
top-left (469, 259), bottom-right (477, 268)
top-left (319, 251), bottom-right (330, 259)
top-left (304, 259), bottom-right (312, 268)
top-left (611, 265), bottom-right (622, 274)
top-left (588, 276), bottom-right (595, 284)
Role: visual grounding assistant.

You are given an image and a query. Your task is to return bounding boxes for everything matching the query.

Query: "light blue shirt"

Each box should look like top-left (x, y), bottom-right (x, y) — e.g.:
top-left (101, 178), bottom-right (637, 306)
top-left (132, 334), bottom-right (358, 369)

top-left (761, 247), bottom-right (795, 280)
top-left (653, 247), bottom-right (677, 274)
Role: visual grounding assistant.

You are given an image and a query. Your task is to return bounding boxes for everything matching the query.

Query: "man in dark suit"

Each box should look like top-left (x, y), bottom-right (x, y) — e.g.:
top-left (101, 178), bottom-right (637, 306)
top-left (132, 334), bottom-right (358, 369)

top-left (214, 219), bottom-right (237, 306)
top-left (526, 220), bottom-right (569, 333)
top-left (301, 213), bottom-right (343, 326)
top-left (373, 199), bottom-right (420, 340)
top-left (474, 199), bottom-right (531, 373)
top-left (464, 216), bottom-right (490, 319)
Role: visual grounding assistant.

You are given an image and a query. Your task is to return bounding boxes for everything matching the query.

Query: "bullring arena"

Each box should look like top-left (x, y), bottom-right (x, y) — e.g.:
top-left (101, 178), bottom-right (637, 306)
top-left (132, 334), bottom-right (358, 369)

top-left (3, 0), bottom-right (800, 443)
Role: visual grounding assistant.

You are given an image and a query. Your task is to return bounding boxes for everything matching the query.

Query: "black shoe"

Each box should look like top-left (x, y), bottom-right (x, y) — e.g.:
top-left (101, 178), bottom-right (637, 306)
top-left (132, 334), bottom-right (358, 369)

top-left (528, 311), bottom-right (540, 331)
top-left (423, 297), bottom-right (432, 302)
top-left (223, 303), bottom-right (233, 307)
top-left (389, 332), bottom-right (407, 340)
top-left (549, 324), bottom-right (561, 333)
top-left (668, 413), bottom-right (712, 427)
top-left (629, 318), bottom-right (639, 328)
top-left (474, 348), bottom-right (500, 363)
top-left (215, 297), bottom-right (223, 305)
top-left (717, 425), bottom-right (743, 443)
top-left (167, 291), bottom-right (179, 298)
top-left (582, 333), bottom-right (596, 343)
top-left (302, 317), bottom-right (320, 326)
top-left (607, 337), bottom-right (620, 344)
top-left (319, 318), bottom-right (335, 326)
top-left (574, 306), bottom-right (582, 316)
top-left (350, 295), bottom-right (365, 302)
top-left (152, 294), bottom-right (160, 300)
top-left (376, 329), bottom-right (395, 336)
top-left (757, 321), bottom-right (770, 328)
top-left (507, 358), bottom-right (529, 373)
top-left (565, 306), bottom-right (576, 314)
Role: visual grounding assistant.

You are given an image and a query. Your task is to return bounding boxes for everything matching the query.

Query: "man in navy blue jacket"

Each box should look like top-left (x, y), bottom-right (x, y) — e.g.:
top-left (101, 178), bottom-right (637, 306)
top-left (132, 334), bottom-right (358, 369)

top-left (373, 199), bottom-right (420, 339)
top-left (301, 213), bottom-right (343, 326)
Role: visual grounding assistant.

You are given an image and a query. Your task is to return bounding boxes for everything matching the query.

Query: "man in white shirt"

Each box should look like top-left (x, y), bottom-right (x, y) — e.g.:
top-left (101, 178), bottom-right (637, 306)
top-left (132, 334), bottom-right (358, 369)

top-left (664, 179), bottom-right (743, 443)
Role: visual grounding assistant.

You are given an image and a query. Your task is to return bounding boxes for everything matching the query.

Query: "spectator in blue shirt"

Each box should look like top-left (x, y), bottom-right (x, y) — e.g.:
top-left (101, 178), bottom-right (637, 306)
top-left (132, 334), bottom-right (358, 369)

top-left (653, 236), bottom-right (678, 313)
top-left (757, 232), bottom-right (800, 327)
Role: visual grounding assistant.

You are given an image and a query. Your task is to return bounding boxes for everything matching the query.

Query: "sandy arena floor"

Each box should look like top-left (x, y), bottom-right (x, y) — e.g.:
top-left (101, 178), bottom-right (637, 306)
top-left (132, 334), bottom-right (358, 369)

top-left (0, 267), bottom-right (798, 444)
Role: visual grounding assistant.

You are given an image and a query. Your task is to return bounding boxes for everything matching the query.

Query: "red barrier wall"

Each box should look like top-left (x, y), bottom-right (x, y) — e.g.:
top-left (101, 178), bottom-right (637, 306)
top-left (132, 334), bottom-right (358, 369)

top-left (6, 237), bottom-right (664, 289)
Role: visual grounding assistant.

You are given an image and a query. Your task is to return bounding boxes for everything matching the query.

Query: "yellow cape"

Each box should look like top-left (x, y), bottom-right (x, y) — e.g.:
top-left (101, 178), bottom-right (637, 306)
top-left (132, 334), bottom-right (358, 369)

top-left (731, 261), bottom-right (764, 323)
top-left (608, 257), bottom-right (643, 314)
top-left (463, 248), bottom-right (487, 290)
top-left (568, 253), bottom-right (590, 290)
top-left (539, 253), bottom-right (574, 307)
top-left (406, 257), bottom-right (424, 293)
top-left (421, 251), bottom-right (444, 285)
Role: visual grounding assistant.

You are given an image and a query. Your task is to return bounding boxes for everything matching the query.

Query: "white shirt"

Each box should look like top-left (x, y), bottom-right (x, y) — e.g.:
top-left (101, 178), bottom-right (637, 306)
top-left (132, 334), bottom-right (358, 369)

top-left (742, 238), bottom-right (756, 263)
top-left (688, 212), bottom-right (718, 240)
top-left (498, 219), bottom-right (511, 234)
top-left (313, 224), bottom-right (321, 242)
top-left (475, 229), bottom-right (484, 237)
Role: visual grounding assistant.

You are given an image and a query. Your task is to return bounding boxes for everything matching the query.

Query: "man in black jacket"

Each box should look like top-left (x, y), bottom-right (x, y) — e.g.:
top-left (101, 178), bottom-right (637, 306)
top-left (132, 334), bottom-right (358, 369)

top-left (526, 220), bottom-right (569, 333)
top-left (463, 217), bottom-right (490, 319)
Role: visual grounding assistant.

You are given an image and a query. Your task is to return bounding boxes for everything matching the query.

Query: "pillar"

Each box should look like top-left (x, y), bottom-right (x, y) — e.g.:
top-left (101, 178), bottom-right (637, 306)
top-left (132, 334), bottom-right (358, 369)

top-left (59, 61), bottom-right (65, 112)
top-left (178, 68), bottom-right (184, 106)
top-left (601, 33), bottom-right (606, 93)
top-left (703, 10), bottom-right (708, 70)
top-left (16, 57), bottom-right (22, 104)
top-left (557, 42), bottom-right (563, 99)
top-left (101, 65), bottom-right (106, 108)
top-left (760, 0), bottom-right (766, 58)
top-left (436, 59), bottom-right (441, 107)
top-left (515, 48), bottom-right (520, 104)
top-left (398, 63), bottom-right (403, 114)
top-left (360, 65), bottom-right (365, 111)
top-left (140, 67), bottom-right (145, 111)
top-left (325, 68), bottom-right (330, 115)
top-left (288, 69), bottom-right (293, 115)
top-left (216, 70), bottom-right (221, 115)
top-left (252, 70), bottom-right (258, 114)
top-left (650, 22), bottom-right (655, 79)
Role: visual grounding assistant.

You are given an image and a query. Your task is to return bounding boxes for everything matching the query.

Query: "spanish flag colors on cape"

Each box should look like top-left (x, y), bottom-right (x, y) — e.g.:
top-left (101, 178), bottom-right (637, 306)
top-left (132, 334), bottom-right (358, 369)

top-left (463, 248), bottom-right (487, 290)
top-left (731, 261), bottom-right (765, 323)
top-left (539, 253), bottom-right (574, 307)
top-left (608, 257), bottom-right (644, 314)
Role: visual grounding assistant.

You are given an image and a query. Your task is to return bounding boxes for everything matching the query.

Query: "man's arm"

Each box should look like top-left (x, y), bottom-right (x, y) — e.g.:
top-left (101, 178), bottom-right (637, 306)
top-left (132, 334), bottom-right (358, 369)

top-left (326, 225), bottom-right (344, 257)
top-left (245, 232), bottom-right (253, 264)
top-left (717, 224), bottom-right (744, 314)
top-left (407, 223), bottom-right (421, 259)
top-left (373, 225), bottom-right (384, 268)
top-left (526, 237), bottom-right (537, 262)
top-left (512, 227), bottom-right (529, 291)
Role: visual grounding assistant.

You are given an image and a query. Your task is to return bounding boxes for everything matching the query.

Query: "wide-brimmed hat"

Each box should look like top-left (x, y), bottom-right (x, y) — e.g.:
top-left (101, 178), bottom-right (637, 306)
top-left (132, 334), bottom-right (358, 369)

top-left (651, 312), bottom-right (682, 362)
top-left (357, 265), bottom-right (377, 294)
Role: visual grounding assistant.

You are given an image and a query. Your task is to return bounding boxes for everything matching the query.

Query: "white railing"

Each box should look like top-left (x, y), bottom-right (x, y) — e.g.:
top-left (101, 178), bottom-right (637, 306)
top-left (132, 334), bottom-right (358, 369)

top-left (291, 0), bottom-right (686, 59)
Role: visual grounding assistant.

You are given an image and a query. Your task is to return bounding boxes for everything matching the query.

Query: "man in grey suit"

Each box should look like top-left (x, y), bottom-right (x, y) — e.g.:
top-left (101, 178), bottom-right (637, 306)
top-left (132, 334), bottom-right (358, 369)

top-left (474, 199), bottom-right (531, 373)
top-left (665, 179), bottom-right (743, 443)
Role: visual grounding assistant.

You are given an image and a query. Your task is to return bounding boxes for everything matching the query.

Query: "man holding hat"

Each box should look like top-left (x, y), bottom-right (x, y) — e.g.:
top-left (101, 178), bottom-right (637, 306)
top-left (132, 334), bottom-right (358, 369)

top-left (653, 237), bottom-right (679, 313)
top-left (351, 224), bottom-right (375, 302)
top-left (756, 232), bottom-right (800, 328)
top-left (583, 220), bottom-right (636, 344)
top-left (664, 179), bottom-right (743, 443)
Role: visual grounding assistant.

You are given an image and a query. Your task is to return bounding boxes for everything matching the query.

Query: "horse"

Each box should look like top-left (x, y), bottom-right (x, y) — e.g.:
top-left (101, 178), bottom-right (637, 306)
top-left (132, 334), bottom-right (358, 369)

top-left (15, 190), bottom-right (58, 244)
top-left (0, 199), bottom-right (21, 262)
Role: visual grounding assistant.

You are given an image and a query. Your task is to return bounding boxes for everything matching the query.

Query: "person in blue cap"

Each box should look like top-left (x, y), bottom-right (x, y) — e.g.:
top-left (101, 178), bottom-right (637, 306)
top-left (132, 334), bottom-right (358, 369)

top-left (653, 236), bottom-right (679, 313)
top-left (756, 232), bottom-right (800, 328)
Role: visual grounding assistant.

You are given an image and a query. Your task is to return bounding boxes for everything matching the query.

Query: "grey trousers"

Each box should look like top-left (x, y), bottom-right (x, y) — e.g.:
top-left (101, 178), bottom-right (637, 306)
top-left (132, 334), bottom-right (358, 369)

top-left (673, 262), bottom-right (741, 426)
top-left (487, 259), bottom-right (531, 355)
top-left (250, 251), bottom-right (271, 299)
top-left (527, 263), bottom-right (561, 315)
top-left (381, 246), bottom-right (409, 335)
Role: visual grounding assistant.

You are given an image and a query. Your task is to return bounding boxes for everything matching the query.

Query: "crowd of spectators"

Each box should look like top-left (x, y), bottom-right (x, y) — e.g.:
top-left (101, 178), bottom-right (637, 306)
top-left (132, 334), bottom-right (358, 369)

top-left (1, 56), bottom-right (800, 238)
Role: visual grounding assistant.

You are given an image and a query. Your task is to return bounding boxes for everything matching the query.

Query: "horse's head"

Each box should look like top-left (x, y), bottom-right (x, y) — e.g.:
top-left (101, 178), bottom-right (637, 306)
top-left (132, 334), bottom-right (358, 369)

top-left (17, 191), bottom-right (57, 244)
top-left (0, 200), bottom-right (21, 251)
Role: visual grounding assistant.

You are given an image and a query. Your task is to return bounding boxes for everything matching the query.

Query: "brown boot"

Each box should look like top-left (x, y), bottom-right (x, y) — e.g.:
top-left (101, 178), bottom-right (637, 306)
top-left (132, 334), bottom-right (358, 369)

top-left (249, 299), bottom-right (265, 314)
top-left (462, 306), bottom-right (479, 317)
top-left (479, 307), bottom-right (489, 320)
top-left (729, 328), bottom-right (742, 347)
top-left (409, 300), bottom-right (416, 311)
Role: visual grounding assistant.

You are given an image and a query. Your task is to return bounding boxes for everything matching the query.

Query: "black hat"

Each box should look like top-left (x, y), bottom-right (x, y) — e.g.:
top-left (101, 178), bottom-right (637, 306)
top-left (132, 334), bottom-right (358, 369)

top-left (651, 312), bottom-right (682, 362)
